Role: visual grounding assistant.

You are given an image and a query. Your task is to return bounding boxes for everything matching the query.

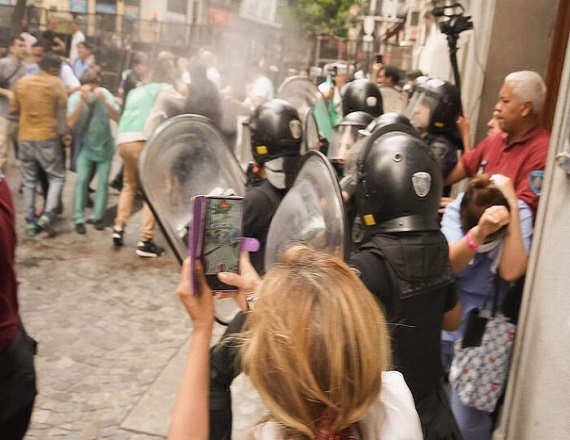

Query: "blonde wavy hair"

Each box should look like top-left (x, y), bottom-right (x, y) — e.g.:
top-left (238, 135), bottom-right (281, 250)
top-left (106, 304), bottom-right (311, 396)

top-left (240, 245), bottom-right (391, 438)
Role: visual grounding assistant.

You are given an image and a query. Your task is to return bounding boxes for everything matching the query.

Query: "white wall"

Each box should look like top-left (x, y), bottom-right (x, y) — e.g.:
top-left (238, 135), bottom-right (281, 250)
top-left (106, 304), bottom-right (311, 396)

top-left (493, 36), bottom-right (570, 440)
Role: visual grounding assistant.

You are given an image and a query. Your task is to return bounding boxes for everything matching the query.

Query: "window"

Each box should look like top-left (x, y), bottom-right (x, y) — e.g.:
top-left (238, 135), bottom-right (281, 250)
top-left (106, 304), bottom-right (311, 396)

top-left (96, 0), bottom-right (116, 14)
top-left (168, 0), bottom-right (187, 15)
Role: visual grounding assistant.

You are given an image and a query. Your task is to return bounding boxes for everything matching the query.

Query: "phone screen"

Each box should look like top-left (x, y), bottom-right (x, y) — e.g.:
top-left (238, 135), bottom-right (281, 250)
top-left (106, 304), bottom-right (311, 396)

top-left (203, 197), bottom-right (242, 290)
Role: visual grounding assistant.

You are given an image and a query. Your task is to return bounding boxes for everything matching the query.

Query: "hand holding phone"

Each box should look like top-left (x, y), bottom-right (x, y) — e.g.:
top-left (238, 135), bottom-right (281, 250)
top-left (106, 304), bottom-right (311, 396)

top-left (177, 258), bottom-right (215, 329)
top-left (215, 252), bottom-right (261, 311)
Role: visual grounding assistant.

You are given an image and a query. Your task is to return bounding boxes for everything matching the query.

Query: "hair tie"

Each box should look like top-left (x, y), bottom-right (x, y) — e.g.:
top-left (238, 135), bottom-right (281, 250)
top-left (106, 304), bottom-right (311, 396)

top-left (315, 411), bottom-right (358, 440)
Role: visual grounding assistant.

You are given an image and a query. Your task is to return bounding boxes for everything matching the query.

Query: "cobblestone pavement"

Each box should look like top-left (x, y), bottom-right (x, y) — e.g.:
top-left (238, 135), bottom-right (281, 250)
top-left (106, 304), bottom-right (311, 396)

top-left (4, 160), bottom-right (226, 439)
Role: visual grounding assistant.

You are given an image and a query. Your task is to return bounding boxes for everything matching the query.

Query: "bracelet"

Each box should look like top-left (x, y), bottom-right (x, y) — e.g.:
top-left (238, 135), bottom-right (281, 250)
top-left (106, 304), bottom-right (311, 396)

top-left (465, 230), bottom-right (479, 250)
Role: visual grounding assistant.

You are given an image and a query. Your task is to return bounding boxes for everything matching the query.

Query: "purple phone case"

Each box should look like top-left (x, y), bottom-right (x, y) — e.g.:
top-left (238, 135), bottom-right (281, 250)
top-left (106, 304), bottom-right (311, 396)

top-left (188, 195), bottom-right (244, 295)
top-left (188, 196), bottom-right (207, 296)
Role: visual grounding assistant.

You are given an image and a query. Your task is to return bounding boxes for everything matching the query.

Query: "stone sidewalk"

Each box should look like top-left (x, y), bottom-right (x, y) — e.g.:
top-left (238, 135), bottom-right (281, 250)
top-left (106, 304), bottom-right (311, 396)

top-left (5, 161), bottom-right (263, 439)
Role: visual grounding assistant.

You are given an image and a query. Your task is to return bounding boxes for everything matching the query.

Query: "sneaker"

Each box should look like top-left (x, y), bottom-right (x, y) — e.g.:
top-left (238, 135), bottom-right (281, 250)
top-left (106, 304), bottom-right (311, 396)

top-left (136, 240), bottom-right (165, 258)
top-left (36, 214), bottom-right (57, 237)
top-left (110, 179), bottom-right (123, 192)
top-left (26, 223), bottom-right (39, 237)
top-left (75, 223), bottom-right (87, 235)
top-left (112, 226), bottom-right (124, 247)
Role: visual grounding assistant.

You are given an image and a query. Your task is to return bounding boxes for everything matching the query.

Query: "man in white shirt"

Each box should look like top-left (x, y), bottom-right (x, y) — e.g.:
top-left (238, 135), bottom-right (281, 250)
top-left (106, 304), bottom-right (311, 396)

top-left (68, 21), bottom-right (85, 65)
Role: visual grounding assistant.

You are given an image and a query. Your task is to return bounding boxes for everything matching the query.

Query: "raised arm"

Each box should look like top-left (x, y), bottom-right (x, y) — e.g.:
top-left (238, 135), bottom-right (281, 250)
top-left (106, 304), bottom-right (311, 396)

top-left (168, 259), bottom-right (214, 440)
top-left (494, 176), bottom-right (530, 281)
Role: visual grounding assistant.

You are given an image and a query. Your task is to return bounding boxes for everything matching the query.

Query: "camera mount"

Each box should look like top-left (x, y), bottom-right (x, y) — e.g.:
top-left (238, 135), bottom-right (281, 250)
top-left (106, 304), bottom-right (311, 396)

top-left (432, 2), bottom-right (473, 104)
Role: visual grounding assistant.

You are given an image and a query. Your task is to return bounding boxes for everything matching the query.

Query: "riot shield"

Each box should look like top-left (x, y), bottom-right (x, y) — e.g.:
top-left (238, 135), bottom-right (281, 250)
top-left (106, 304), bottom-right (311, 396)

top-left (277, 75), bottom-right (318, 117)
top-left (139, 114), bottom-right (247, 325)
top-left (219, 95), bottom-right (253, 168)
top-left (302, 107), bottom-right (320, 154)
top-left (264, 150), bottom-right (349, 270)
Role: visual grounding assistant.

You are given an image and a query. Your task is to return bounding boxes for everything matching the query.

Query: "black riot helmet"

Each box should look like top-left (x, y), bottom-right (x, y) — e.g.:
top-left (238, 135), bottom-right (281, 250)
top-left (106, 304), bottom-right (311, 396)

top-left (406, 75), bottom-right (430, 100)
top-left (328, 111), bottom-right (374, 163)
top-left (359, 112), bottom-right (414, 138)
top-left (355, 123), bottom-right (442, 233)
top-left (342, 79), bottom-right (383, 117)
top-left (245, 99), bottom-right (303, 165)
top-left (405, 78), bottom-right (461, 136)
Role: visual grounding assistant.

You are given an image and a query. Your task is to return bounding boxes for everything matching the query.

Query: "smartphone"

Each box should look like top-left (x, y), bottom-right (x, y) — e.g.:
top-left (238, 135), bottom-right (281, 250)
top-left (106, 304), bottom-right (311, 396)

top-left (375, 54), bottom-right (383, 64)
top-left (190, 195), bottom-right (243, 292)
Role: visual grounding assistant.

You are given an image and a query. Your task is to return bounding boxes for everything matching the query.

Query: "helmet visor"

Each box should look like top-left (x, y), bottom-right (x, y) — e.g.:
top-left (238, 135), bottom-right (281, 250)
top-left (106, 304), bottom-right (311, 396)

top-left (405, 92), bottom-right (437, 133)
top-left (327, 125), bottom-right (361, 163)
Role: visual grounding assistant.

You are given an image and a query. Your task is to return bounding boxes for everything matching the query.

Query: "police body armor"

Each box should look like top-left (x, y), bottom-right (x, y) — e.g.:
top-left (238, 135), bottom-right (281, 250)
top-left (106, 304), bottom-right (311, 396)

top-left (358, 233), bottom-right (460, 440)
top-left (353, 123), bottom-right (461, 439)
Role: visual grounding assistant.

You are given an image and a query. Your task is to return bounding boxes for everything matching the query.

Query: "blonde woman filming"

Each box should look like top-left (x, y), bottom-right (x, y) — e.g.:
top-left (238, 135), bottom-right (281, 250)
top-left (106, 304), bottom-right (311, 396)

top-left (169, 246), bottom-right (423, 439)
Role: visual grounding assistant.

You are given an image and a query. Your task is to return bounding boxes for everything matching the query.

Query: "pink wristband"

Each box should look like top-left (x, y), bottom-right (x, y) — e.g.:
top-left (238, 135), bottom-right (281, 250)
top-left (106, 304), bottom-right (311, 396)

top-left (465, 230), bottom-right (479, 249)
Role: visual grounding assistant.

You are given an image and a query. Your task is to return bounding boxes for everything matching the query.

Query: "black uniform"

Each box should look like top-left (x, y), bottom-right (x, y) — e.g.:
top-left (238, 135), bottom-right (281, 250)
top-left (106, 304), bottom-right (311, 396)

top-left (352, 232), bottom-right (462, 440)
top-left (424, 133), bottom-right (459, 180)
top-left (242, 180), bottom-right (285, 275)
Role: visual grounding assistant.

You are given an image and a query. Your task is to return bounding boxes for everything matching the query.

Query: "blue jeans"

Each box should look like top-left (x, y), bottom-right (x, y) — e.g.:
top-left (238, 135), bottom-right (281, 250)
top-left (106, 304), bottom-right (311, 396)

top-left (450, 388), bottom-right (493, 440)
top-left (444, 340), bottom-right (494, 440)
top-left (19, 139), bottom-right (65, 224)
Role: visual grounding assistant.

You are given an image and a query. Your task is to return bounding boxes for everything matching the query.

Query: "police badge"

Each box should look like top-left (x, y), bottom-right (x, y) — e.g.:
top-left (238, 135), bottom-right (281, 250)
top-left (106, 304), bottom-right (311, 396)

top-left (412, 172), bottom-right (432, 197)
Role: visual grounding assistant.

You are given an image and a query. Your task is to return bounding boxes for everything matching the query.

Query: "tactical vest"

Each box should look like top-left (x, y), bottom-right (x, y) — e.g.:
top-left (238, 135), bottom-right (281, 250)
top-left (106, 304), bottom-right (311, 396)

top-left (359, 230), bottom-right (455, 401)
top-left (360, 230), bottom-right (454, 299)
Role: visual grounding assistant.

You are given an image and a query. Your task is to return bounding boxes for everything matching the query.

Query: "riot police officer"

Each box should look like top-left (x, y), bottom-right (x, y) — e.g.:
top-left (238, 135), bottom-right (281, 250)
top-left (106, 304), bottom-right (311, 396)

top-left (351, 122), bottom-right (463, 439)
top-left (208, 99), bottom-right (303, 440)
top-left (406, 78), bottom-right (463, 195)
top-left (323, 78), bottom-right (382, 181)
top-left (342, 78), bottom-right (384, 117)
top-left (327, 111), bottom-right (374, 177)
top-left (242, 99), bottom-right (303, 274)
top-left (339, 113), bottom-right (415, 248)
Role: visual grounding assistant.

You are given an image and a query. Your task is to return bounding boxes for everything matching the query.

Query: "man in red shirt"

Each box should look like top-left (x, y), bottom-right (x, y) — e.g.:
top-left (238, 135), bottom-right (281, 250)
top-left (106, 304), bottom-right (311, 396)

top-left (445, 71), bottom-right (549, 218)
top-left (0, 175), bottom-right (37, 437)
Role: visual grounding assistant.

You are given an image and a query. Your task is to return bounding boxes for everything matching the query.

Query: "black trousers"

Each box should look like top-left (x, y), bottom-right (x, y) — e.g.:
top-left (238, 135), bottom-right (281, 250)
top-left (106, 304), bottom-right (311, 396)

top-left (416, 385), bottom-right (463, 440)
top-left (0, 402), bottom-right (34, 440)
top-left (0, 326), bottom-right (37, 440)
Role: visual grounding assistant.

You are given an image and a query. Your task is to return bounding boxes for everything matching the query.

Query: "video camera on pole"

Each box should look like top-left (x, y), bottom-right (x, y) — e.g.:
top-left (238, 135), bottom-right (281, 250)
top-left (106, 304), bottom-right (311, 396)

top-left (432, 2), bottom-right (473, 99)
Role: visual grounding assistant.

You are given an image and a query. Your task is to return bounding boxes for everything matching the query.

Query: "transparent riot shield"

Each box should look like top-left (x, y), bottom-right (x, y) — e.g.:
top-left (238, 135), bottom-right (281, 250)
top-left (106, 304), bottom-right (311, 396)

top-left (139, 114), bottom-right (247, 325)
top-left (219, 96), bottom-right (252, 169)
top-left (264, 151), bottom-right (349, 270)
top-left (303, 107), bottom-right (320, 154)
top-left (277, 75), bottom-right (318, 117)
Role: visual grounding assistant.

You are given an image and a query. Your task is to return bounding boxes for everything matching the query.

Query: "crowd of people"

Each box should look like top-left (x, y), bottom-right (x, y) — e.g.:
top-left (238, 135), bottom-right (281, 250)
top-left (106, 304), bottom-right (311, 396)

top-left (0, 20), bottom-right (551, 440)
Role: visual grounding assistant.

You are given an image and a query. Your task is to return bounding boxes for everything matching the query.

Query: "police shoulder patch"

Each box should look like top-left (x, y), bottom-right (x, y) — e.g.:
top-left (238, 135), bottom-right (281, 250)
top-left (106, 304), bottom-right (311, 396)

top-left (529, 170), bottom-right (544, 195)
top-left (412, 172), bottom-right (432, 197)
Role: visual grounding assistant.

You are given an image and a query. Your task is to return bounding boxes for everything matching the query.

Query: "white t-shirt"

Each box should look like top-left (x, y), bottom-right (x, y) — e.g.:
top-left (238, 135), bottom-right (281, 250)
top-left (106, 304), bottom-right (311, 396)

top-left (69, 30), bottom-right (86, 64)
top-left (60, 63), bottom-right (80, 91)
top-left (248, 371), bottom-right (423, 440)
